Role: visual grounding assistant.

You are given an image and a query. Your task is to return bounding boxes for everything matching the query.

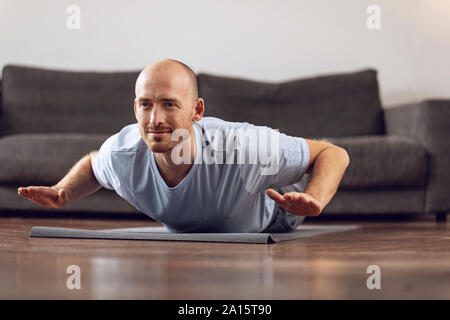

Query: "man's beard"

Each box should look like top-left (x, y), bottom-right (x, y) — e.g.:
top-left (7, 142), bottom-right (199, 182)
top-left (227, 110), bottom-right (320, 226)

top-left (141, 125), bottom-right (191, 154)
top-left (145, 140), bottom-right (177, 153)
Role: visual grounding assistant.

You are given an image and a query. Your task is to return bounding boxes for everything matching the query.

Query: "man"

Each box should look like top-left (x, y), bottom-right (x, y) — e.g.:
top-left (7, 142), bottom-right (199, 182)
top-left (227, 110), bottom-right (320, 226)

top-left (17, 59), bottom-right (350, 233)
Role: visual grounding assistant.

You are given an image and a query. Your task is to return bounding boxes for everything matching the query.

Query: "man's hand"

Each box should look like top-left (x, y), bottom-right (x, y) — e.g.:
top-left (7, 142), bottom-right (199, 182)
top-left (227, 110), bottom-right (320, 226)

top-left (266, 188), bottom-right (323, 216)
top-left (17, 186), bottom-right (68, 208)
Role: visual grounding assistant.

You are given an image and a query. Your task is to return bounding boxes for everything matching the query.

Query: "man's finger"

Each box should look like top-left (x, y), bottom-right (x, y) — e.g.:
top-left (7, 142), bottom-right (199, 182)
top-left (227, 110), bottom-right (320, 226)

top-left (30, 194), bottom-right (54, 207)
top-left (28, 186), bottom-right (51, 195)
top-left (266, 188), bottom-right (286, 204)
top-left (284, 193), bottom-right (295, 201)
top-left (30, 186), bottom-right (59, 200)
top-left (18, 187), bottom-right (29, 194)
top-left (18, 188), bottom-right (33, 199)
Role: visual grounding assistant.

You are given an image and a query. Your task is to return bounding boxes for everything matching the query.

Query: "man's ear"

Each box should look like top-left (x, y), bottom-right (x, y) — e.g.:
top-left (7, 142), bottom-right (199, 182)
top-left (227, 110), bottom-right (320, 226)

top-left (192, 98), bottom-right (205, 122)
top-left (133, 100), bottom-right (138, 121)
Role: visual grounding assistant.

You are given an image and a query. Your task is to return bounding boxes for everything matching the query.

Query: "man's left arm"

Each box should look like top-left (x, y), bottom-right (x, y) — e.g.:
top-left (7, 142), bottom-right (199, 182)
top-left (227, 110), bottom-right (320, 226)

top-left (266, 139), bottom-right (350, 216)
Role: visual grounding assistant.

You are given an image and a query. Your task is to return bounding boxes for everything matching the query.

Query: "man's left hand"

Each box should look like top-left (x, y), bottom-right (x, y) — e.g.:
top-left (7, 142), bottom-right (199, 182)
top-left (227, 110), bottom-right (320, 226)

top-left (265, 188), bottom-right (323, 216)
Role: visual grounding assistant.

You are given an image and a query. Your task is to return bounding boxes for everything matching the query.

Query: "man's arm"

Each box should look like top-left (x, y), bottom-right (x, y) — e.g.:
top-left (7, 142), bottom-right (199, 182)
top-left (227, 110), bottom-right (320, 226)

top-left (266, 139), bottom-right (349, 216)
top-left (17, 150), bottom-right (103, 208)
top-left (303, 139), bottom-right (350, 208)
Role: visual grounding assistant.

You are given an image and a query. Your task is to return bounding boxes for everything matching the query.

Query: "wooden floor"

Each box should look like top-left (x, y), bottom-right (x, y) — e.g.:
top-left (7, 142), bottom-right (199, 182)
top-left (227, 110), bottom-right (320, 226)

top-left (0, 213), bottom-right (449, 299)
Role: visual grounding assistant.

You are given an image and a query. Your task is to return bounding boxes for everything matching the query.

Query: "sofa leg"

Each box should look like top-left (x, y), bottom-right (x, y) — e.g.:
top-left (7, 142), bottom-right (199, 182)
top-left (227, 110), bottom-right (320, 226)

top-left (435, 212), bottom-right (447, 223)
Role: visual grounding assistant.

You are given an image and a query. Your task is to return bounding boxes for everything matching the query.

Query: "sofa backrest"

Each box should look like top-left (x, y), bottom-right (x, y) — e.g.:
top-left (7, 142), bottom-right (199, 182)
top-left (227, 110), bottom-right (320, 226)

top-left (198, 69), bottom-right (385, 138)
top-left (0, 65), bottom-right (139, 135)
top-left (1, 65), bottom-right (384, 138)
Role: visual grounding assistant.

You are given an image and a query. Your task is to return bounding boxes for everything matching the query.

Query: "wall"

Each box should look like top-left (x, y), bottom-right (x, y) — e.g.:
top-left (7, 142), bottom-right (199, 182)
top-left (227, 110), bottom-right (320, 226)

top-left (1, 0), bottom-right (449, 106)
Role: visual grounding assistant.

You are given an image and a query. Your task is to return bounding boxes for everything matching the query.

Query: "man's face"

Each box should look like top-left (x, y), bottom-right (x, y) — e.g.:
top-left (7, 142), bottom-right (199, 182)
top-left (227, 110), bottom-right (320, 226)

top-left (134, 67), bottom-right (198, 153)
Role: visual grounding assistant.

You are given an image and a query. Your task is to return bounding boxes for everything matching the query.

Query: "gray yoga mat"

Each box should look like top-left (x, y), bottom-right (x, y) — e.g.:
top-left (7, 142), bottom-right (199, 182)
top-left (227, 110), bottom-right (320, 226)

top-left (29, 224), bottom-right (361, 244)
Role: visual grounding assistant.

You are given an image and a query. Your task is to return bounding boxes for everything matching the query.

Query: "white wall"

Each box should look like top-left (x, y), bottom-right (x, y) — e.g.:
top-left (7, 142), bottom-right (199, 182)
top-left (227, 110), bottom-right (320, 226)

top-left (1, 0), bottom-right (449, 107)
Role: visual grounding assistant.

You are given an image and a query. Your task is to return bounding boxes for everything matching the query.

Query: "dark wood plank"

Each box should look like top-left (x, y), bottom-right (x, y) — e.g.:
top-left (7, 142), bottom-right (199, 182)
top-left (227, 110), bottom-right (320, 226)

top-left (0, 214), bottom-right (448, 299)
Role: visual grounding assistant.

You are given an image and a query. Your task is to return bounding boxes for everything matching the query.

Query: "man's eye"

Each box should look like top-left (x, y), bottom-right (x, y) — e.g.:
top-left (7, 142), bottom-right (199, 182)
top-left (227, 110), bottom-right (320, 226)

top-left (141, 102), bottom-right (151, 107)
top-left (165, 102), bottom-right (175, 107)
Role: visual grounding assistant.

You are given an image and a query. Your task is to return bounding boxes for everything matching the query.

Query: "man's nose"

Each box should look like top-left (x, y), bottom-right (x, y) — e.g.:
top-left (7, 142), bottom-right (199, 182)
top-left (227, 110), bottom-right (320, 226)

top-left (150, 105), bottom-right (165, 127)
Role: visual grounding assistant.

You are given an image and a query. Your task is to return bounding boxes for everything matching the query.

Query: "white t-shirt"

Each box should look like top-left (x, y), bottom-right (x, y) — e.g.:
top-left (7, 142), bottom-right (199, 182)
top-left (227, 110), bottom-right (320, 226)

top-left (92, 117), bottom-right (310, 233)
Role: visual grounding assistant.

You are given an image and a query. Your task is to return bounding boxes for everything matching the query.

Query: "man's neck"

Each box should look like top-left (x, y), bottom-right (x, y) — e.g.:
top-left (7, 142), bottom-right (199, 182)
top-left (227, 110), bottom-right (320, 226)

top-left (153, 128), bottom-right (196, 187)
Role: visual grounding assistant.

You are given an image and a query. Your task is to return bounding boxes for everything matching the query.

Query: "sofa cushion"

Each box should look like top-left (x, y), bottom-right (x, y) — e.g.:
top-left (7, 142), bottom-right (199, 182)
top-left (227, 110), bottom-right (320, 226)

top-left (198, 69), bottom-right (384, 138)
top-left (0, 65), bottom-right (139, 136)
top-left (328, 135), bottom-right (428, 189)
top-left (0, 134), bottom-right (109, 185)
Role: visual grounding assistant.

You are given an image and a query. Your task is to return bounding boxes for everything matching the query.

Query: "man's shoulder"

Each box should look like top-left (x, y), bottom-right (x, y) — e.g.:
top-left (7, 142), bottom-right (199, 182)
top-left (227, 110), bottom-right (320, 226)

top-left (102, 123), bottom-right (146, 153)
top-left (198, 116), bottom-right (252, 132)
top-left (198, 116), bottom-right (239, 128)
top-left (199, 117), bottom-right (281, 139)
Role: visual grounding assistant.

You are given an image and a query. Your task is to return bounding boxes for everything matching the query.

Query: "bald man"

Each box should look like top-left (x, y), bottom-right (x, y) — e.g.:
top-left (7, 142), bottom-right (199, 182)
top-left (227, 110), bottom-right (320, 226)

top-left (17, 59), bottom-right (350, 233)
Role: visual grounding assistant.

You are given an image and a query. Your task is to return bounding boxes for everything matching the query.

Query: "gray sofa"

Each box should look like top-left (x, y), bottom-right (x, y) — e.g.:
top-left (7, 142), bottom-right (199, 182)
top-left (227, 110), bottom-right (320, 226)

top-left (0, 65), bottom-right (448, 221)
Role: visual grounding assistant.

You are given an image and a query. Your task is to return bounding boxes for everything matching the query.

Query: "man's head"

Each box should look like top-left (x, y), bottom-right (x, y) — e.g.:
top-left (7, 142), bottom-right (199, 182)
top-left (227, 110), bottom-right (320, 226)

top-left (134, 59), bottom-right (204, 153)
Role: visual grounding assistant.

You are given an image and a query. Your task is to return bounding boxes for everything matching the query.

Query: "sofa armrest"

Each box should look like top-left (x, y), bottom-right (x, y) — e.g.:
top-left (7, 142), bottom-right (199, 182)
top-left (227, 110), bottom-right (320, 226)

top-left (384, 99), bottom-right (450, 213)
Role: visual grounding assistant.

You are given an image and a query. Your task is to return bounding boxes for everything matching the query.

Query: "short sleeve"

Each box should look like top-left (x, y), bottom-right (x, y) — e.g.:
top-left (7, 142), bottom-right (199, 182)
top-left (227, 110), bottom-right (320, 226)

top-left (238, 123), bottom-right (310, 193)
top-left (91, 137), bottom-right (117, 191)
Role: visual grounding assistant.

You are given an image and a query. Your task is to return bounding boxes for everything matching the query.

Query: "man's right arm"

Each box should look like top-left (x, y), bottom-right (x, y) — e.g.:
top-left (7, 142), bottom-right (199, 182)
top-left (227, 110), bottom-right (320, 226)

top-left (17, 150), bottom-right (103, 208)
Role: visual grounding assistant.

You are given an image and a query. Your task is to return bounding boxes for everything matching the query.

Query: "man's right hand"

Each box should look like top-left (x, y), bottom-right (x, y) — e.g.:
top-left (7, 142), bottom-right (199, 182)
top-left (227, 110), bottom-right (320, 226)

top-left (17, 186), bottom-right (69, 208)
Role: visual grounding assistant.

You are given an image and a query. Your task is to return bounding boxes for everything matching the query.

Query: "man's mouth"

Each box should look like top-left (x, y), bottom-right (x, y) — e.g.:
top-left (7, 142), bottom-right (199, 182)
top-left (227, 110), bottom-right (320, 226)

top-left (147, 130), bottom-right (172, 135)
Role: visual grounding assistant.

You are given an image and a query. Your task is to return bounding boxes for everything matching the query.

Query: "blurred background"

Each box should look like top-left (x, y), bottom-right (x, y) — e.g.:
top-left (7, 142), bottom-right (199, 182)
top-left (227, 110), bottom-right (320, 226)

top-left (1, 0), bottom-right (449, 107)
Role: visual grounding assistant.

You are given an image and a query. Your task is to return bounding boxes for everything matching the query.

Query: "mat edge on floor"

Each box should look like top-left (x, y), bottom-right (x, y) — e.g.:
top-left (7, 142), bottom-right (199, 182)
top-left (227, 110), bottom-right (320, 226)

top-left (29, 225), bottom-right (362, 244)
top-left (29, 226), bottom-right (271, 244)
